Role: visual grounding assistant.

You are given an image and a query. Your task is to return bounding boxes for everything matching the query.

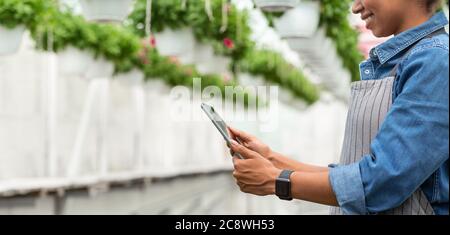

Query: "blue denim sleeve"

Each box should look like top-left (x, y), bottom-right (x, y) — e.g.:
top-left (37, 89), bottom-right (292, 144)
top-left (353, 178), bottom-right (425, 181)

top-left (329, 163), bottom-right (367, 214)
top-left (330, 45), bottom-right (449, 214)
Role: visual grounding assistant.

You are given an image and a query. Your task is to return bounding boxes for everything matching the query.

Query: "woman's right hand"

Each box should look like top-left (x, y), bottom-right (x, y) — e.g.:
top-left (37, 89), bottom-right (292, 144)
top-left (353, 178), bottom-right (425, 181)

top-left (228, 126), bottom-right (329, 173)
top-left (227, 126), bottom-right (274, 160)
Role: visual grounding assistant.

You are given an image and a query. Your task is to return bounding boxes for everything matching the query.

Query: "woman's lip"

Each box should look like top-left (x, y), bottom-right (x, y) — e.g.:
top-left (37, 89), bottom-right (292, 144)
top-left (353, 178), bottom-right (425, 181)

top-left (361, 13), bottom-right (374, 21)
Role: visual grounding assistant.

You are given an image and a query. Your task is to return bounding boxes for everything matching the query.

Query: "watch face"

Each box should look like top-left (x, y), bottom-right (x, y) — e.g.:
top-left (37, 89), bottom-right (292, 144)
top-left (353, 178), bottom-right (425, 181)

top-left (276, 178), bottom-right (290, 197)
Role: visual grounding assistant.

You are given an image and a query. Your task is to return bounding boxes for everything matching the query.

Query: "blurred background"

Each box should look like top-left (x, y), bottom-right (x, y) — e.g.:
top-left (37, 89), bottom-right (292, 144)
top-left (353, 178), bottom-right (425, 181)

top-left (0, 0), bottom-right (448, 215)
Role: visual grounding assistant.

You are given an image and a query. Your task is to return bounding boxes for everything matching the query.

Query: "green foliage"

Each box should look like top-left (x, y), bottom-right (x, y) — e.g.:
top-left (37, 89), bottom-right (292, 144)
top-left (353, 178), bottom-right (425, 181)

top-left (127, 0), bottom-right (320, 104)
top-left (320, 0), bottom-right (364, 82)
top-left (1, 0), bottom-right (315, 105)
top-left (28, 9), bottom-right (140, 73)
top-left (259, 0), bottom-right (364, 82)
top-left (0, 0), bottom-right (256, 105)
top-left (0, 0), bottom-right (51, 29)
top-left (239, 50), bottom-right (319, 104)
top-left (138, 47), bottom-right (256, 106)
top-left (127, 0), bottom-right (255, 78)
top-left (127, 0), bottom-right (254, 64)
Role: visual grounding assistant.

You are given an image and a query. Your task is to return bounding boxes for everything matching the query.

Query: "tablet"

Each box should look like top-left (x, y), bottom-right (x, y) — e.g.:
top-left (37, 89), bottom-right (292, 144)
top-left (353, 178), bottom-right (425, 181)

top-left (201, 103), bottom-right (244, 159)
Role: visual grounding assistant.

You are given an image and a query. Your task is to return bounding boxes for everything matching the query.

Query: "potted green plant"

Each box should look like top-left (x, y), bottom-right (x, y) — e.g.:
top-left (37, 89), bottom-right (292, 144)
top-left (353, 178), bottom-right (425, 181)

top-left (0, 0), bottom-right (34, 55)
top-left (253, 0), bottom-right (300, 12)
top-left (79, 0), bottom-right (135, 22)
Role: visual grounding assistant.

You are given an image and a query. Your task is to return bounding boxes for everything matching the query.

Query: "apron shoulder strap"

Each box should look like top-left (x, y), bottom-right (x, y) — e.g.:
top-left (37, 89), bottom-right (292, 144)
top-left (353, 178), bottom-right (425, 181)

top-left (389, 28), bottom-right (448, 77)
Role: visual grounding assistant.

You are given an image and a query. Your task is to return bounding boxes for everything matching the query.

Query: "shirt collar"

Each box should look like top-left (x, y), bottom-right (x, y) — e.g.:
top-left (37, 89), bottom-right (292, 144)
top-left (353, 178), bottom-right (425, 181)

top-left (370, 12), bottom-right (449, 64)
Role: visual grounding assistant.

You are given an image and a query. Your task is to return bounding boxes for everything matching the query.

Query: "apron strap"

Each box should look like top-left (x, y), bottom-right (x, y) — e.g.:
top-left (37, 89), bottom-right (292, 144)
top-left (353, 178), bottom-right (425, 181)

top-left (388, 28), bottom-right (448, 77)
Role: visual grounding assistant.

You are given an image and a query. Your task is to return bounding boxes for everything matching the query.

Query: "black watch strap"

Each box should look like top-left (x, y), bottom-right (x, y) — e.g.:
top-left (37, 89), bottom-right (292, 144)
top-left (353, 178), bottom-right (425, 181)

top-left (276, 170), bottom-right (294, 201)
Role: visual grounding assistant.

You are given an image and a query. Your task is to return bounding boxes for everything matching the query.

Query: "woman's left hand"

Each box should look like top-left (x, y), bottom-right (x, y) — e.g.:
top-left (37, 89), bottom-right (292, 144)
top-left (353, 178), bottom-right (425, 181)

top-left (229, 140), bottom-right (282, 196)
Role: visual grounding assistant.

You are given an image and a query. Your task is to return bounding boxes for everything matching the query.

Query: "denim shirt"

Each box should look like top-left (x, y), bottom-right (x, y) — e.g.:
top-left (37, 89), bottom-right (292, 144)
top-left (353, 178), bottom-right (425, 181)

top-left (329, 12), bottom-right (449, 215)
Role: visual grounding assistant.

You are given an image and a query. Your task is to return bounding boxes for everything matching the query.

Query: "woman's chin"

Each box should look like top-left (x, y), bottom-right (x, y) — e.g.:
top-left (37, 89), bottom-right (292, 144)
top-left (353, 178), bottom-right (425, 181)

top-left (370, 26), bottom-right (390, 38)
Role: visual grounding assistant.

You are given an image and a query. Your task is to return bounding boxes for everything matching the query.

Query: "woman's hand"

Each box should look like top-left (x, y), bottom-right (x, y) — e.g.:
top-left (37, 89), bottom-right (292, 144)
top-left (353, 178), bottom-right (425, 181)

top-left (229, 140), bottom-right (282, 196)
top-left (228, 126), bottom-right (273, 160)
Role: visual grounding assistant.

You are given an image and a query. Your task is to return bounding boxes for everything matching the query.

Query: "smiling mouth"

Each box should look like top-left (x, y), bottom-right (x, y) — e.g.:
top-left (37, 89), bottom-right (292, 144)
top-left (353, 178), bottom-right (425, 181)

top-left (361, 13), bottom-right (374, 25)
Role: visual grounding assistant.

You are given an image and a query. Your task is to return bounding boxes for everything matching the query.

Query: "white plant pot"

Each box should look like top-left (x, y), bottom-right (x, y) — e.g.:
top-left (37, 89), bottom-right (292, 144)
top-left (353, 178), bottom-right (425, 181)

top-left (84, 57), bottom-right (114, 79)
top-left (0, 25), bottom-right (25, 56)
top-left (197, 55), bottom-right (231, 75)
top-left (79, 0), bottom-right (134, 22)
top-left (114, 69), bottom-right (145, 86)
top-left (193, 43), bottom-right (215, 64)
top-left (57, 47), bottom-right (93, 77)
top-left (274, 1), bottom-right (320, 38)
top-left (177, 51), bottom-right (196, 65)
top-left (286, 27), bottom-right (327, 52)
top-left (253, 0), bottom-right (300, 12)
top-left (154, 28), bottom-right (196, 57)
top-left (193, 43), bottom-right (232, 75)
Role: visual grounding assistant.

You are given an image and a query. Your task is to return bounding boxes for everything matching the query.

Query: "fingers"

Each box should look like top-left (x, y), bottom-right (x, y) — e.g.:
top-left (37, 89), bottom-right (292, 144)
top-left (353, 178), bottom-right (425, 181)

top-left (228, 126), bottom-right (254, 142)
top-left (233, 171), bottom-right (264, 195)
top-left (229, 140), bottom-right (258, 159)
top-left (232, 156), bottom-right (246, 171)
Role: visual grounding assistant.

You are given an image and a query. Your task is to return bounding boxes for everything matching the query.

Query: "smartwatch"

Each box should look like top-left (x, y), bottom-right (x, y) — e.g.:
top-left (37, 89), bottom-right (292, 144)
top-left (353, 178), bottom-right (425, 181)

top-left (275, 170), bottom-right (294, 200)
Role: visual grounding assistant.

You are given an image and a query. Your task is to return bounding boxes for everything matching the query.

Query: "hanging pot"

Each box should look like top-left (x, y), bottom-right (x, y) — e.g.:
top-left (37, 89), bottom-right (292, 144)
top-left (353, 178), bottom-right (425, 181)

top-left (197, 55), bottom-right (231, 75)
top-left (0, 25), bottom-right (25, 56)
top-left (193, 43), bottom-right (215, 64)
top-left (114, 69), bottom-right (145, 86)
top-left (84, 57), bottom-right (114, 79)
top-left (193, 43), bottom-right (232, 77)
top-left (253, 0), bottom-right (300, 12)
top-left (79, 0), bottom-right (135, 23)
top-left (285, 27), bottom-right (327, 53)
top-left (154, 28), bottom-right (196, 57)
top-left (274, 1), bottom-right (320, 39)
top-left (57, 47), bottom-right (93, 77)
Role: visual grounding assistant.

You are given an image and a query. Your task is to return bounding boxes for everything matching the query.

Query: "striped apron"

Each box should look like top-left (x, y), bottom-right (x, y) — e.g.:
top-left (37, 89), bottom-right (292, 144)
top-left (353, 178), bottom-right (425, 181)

top-left (330, 28), bottom-right (447, 215)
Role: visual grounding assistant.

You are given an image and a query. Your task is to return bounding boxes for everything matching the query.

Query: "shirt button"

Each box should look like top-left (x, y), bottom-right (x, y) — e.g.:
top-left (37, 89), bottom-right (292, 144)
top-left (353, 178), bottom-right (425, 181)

top-left (364, 69), bottom-right (371, 75)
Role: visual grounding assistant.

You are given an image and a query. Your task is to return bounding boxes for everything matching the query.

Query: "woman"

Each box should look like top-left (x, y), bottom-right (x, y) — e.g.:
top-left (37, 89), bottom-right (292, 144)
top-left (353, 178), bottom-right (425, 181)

top-left (228, 0), bottom-right (449, 215)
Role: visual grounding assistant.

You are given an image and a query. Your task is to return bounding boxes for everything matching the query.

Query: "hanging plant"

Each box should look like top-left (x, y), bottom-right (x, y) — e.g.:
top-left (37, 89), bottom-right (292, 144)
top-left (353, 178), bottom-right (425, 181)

top-left (0, 0), bottom-right (256, 106)
top-left (239, 50), bottom-right (319, 105)
top-left (127, 0), bottom-right (320, 104)
top-left (262, 0), bottom-right (364, 82)
top-left (0, 0), bottom-right (46, 55)
top-left (320, 0), bottom-right (364, 82)
top-left (127, 0), bottom-right (254, 67)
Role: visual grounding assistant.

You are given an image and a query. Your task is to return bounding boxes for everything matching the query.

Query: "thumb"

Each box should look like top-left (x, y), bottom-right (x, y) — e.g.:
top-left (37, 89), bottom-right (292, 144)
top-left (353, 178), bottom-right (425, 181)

top-left (229, 140), bottom-right (258, 159)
